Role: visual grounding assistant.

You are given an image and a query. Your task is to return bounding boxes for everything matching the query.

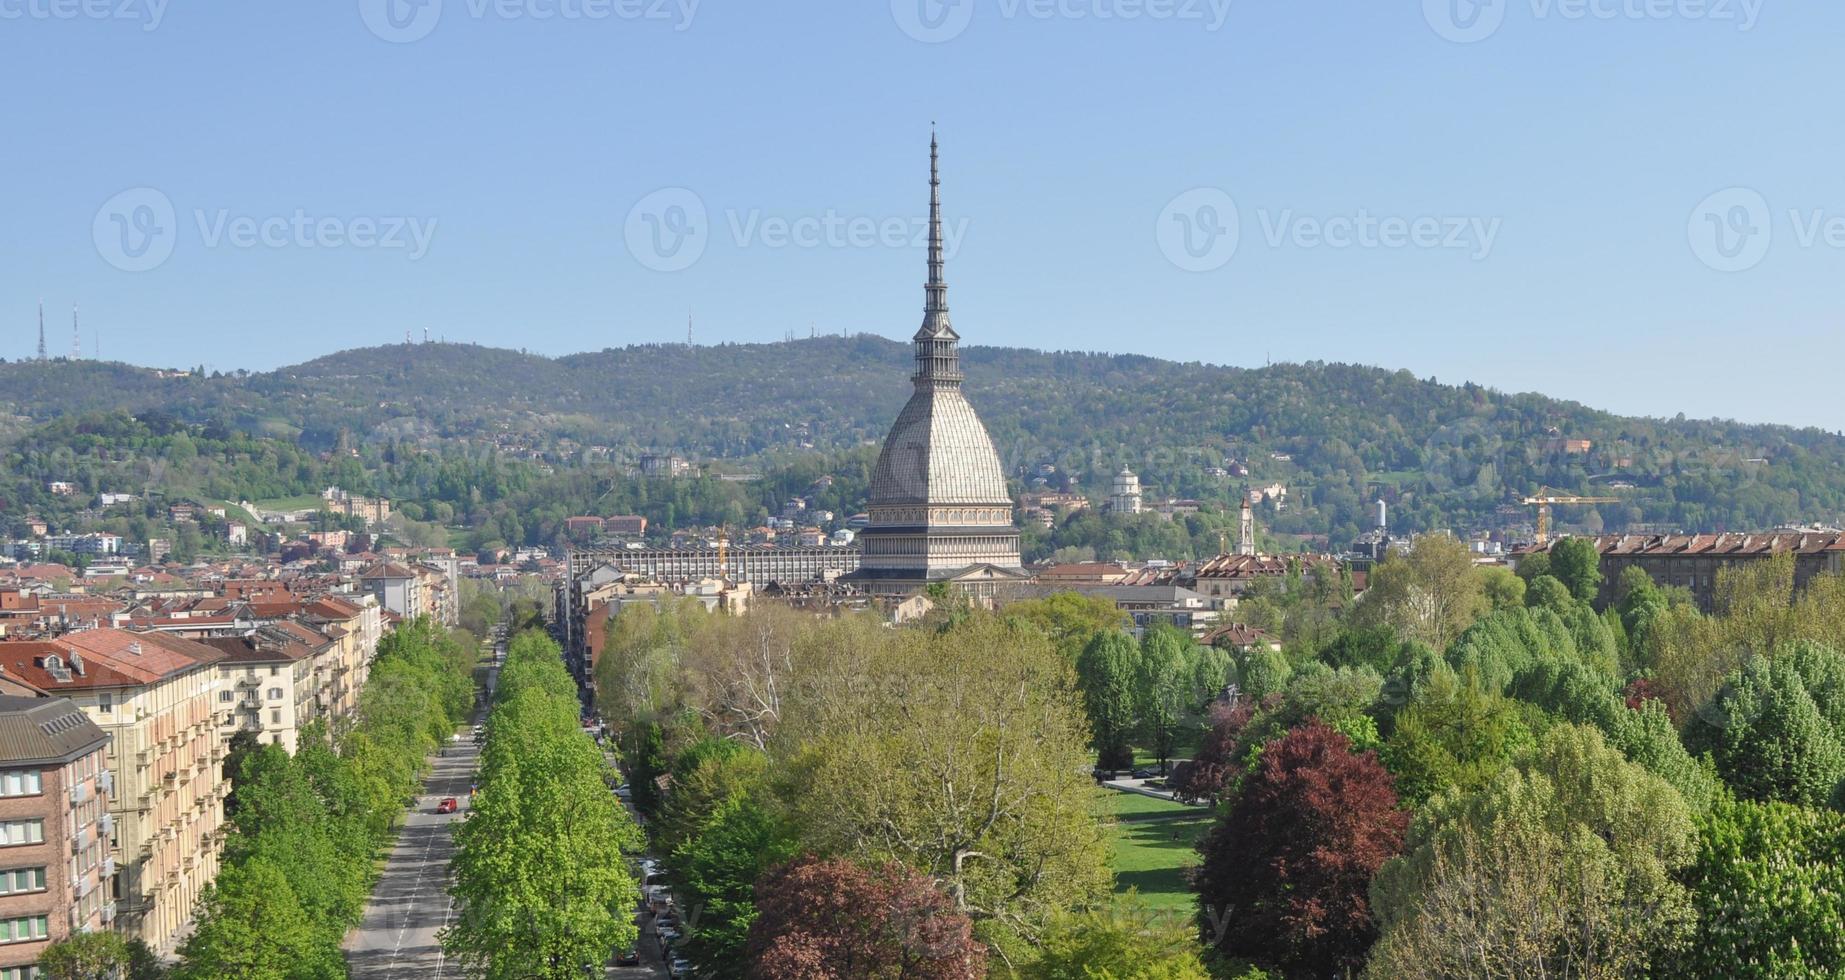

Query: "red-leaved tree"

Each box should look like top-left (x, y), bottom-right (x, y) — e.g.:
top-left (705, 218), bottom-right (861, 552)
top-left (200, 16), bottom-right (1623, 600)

top-left (1171, 697), bottom-right (1260, 804)
top-left (746, 856), bottom-right (985, 980)
top-left (1193, 719), bottom-right (1408, 977)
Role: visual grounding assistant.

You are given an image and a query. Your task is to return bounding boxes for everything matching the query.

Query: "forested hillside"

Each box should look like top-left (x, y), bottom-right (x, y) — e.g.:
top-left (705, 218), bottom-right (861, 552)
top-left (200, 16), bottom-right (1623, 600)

top-left (1, 337), bottom-right (1842, 546)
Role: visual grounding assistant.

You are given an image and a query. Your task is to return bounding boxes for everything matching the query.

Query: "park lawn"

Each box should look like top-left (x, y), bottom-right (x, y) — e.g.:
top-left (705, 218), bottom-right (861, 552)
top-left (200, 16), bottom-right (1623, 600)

top-left (1104, 790), bottom-right (1213, 913)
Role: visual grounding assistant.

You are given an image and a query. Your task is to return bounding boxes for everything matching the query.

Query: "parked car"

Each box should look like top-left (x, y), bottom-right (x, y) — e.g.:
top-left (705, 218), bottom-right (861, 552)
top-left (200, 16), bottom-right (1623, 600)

top-left (669, 956), bottom-right (694, 977)
top-left (436, 797), bottom-right (459, 814)
top-left (1131, 767), bottom-right (1157, 779)
top-left (615, 949), bottom-right (641, 966)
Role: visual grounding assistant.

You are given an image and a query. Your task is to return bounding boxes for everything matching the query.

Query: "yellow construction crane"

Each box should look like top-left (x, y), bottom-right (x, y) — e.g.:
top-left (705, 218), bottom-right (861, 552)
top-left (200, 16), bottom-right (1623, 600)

top-left (1520, 486), bottom-right (1620, 546)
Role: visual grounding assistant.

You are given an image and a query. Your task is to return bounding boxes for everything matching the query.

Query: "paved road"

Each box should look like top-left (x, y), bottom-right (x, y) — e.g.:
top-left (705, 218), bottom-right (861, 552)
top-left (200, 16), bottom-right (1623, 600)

top-left (344, 647), bottom-right (666, 979)
top-left (343, 666), bottom-right (494, 979)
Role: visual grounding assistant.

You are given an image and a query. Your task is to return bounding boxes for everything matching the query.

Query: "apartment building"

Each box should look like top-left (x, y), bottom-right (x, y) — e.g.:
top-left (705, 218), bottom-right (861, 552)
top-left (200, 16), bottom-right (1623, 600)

top-left (359, 563), bottom-right (422, 622)
top-left (0, 696), bottom-right (112, 980)
top-left (0, 631), bottom-right (227, 954)
top-left (300, 596), bottom-right (380, 719)
top-left (201, 630), bottom-right (317, 754)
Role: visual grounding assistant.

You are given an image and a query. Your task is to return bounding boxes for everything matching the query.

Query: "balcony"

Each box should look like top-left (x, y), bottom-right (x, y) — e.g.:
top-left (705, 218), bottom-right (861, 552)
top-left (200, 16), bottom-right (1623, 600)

top-left (71, 781), bottom-right (89, 804)
top-left (102, 857), bottom-right (115, 878)
top-left (98, 769), bottom-right (114, 796)
top-left (99, 813), bottom-right (114, 837)
top-left (100, 901), bottom-right (115, 925)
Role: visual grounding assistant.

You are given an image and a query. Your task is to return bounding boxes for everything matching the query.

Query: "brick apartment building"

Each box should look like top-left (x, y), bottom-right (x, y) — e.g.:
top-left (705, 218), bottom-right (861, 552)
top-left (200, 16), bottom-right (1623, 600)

top-left (0, 695), bottom-right (113, 978)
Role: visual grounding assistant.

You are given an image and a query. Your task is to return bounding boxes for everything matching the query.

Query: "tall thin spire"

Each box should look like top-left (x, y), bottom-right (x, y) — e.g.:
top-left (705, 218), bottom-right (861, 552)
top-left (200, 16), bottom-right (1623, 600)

top-left (71, 305), bottom-right (80, 360)
top-left (912, 128), bottom-right (962, 389)
top-left (36, 300), bottom-right (46, 361)
top-left (924, 127), bottom-right (948, 322)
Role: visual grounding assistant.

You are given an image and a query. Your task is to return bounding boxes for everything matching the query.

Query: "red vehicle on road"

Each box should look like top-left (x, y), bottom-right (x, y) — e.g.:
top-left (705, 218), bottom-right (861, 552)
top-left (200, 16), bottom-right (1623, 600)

top-left (436, 797), bottom-right (459, 814)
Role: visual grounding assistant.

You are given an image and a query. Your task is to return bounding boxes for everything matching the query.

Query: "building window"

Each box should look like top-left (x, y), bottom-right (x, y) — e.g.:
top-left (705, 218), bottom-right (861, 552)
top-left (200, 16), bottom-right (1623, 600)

top-left (1, 966), bottom-right (43, 980)
top-left (0, 772), bottom-right (40, 798)
top-left (0, 915), bottom-right (48, 944)
top-left (0, 868), bottom-right (46, 895)
top-left (219, 691), bottom-right (233, 703)
top-left (268, 688), bottom-right (283, 701)
top-left (97, 693), bottom-right (112, 715)
top-left (270, 666), bottom-right (280, 676)
top-left (0, 822), bottom-right (44, 847)
top-left (270, 710), bottom-right (281, 725)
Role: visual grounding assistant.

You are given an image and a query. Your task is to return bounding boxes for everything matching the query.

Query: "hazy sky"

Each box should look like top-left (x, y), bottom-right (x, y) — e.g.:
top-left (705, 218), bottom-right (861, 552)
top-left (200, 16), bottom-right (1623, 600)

top-left (5, 0), bottom-right (1840, 430)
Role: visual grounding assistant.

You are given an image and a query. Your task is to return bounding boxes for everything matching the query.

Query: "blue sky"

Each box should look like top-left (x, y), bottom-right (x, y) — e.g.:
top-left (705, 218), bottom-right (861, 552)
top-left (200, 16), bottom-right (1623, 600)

top-left (5, 0), bottom-right (1841, 429)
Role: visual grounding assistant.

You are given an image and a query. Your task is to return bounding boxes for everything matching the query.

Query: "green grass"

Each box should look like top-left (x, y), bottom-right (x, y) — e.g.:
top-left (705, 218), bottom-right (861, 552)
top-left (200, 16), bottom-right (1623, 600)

top-left (1103, 790), bottom-right (1213, 913)
top-left (247, 494), bottom-right (328, 512)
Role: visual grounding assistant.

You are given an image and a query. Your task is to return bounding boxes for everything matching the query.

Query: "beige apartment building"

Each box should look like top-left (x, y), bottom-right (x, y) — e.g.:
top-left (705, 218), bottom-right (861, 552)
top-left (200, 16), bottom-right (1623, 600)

top-left (202, 630), bottom-right (318, 754)
top-left (0, 630), bottom-right (227, 955)
top-left (0, 696), bottom-right (113, 980)
top-left (303, 595), bottom-right (380, 715)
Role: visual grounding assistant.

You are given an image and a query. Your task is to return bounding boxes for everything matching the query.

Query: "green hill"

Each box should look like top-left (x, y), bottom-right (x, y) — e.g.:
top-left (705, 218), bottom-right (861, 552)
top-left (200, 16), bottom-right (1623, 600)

top-left (1, 338), bottom-right (1840, 545)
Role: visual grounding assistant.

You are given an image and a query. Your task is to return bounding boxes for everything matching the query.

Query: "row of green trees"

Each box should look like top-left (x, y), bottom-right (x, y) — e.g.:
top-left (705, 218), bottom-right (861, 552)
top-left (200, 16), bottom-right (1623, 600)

top-left (445, 630), bottom-right (644, 978)
top-left (1074, 624), bottom-right (1232, 771)
top-left (169, 617), bottom-right (477, 980)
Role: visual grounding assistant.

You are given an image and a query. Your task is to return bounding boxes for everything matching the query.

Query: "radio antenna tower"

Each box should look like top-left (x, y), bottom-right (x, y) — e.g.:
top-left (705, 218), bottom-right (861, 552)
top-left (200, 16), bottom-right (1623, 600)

top-left (71, 305), bottom-right (81, 360)
top-left (687, 312), bottom-right (693, 346)
top-left (36, 300), bottom-right (46, 361)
